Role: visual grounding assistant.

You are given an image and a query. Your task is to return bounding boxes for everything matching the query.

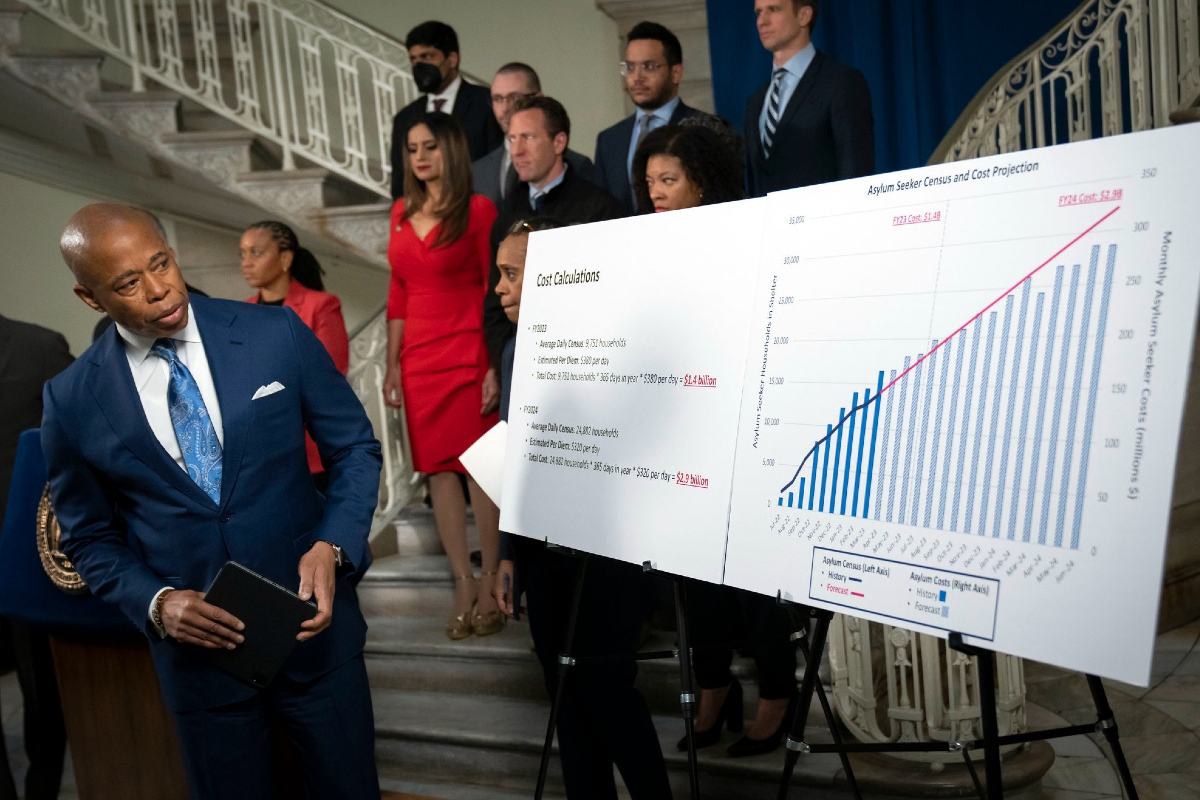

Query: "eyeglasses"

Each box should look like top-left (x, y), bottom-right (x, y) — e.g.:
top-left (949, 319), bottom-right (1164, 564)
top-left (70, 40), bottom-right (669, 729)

top-left (619, 60), bottom-right (667, 76)
top-left (492, 91), bottom-right (537, 106)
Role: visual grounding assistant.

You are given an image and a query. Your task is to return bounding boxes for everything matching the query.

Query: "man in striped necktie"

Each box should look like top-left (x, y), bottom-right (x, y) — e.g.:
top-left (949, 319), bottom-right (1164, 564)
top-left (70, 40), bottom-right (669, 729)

top-left (744, 0), bottom-right (876, 197)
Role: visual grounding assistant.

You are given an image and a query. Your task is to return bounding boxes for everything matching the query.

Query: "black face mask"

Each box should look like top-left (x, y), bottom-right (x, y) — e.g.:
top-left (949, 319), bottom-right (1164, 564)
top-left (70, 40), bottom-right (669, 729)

top-left (413, 62), bottom-right (444, 95)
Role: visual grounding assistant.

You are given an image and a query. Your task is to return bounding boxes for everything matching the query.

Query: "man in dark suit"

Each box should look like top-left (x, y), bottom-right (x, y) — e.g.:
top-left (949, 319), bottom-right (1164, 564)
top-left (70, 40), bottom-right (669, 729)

top-left (594, 21), bottom-right (702, 214)
top-left (42, 205), bottom-right (382, 799)
top-left (0, 314), bottom-right (72, 800)
top-left (390, 21), bottom-right (502, 199)
top-left (484, 96), bottom-right (623, 371)
top-left (471, 62), bottom-right (596, 207)
top-left (744, 0), bottom-right (874, 196)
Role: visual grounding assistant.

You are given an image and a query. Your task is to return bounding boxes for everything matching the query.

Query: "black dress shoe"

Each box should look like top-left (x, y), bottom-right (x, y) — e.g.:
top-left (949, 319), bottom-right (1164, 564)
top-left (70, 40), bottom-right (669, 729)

top-left (726, 690), bottom-right (798, 758)
top-left (677, 678), bottom-right (743, 751)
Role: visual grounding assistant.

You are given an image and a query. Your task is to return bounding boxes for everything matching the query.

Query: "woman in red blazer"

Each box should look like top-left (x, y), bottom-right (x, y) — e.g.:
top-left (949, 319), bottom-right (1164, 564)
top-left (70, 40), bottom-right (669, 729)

top-left (241, 220), bottom-right (350, 489)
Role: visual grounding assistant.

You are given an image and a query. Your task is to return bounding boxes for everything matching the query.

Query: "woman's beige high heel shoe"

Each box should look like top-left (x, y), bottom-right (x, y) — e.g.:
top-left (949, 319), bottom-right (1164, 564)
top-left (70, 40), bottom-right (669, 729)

top-left (471, 570), bottom-right (505, 636)
top-left (447, 574), bottom-right (476, 640)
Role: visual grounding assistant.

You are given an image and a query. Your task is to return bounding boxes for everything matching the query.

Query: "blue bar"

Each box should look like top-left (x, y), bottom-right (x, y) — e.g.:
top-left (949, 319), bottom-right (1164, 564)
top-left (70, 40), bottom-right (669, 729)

top-left (778, 497), bottom-right (783, 506)
top-left (875, 369), bottom-right (898, 521)
top-left (912, 344), bottom-right (938, 525)
top-left (840, 394), bottom-right (859, 515)
top-left (964, 312), bottom-right (998, 535)
top-left (926, 339), bottom-right (951, 527)
top-left (899, 356), bottom-right (925, 524)
top-left (1056, 249), bottom-right (1099, 546)
top-left (1073, 245), bottom-right (1116, 549)
top-left (853, 385), bottom-right (874, 517)
top-left (798, 479), bottom-right (806, 510)
top-left (952, 319), bottom-right (984, 532)
top-left (863, 371), bottom-right (884, 519)
top-left (939, 332), bottom-right (967, 529)
top-left (979, 297), bottom-right (1014, 536)
top-left (1040, 264), bottom-right (1081, 544)
top-left (993, 282), bottom-right (1031, 536)
top-left (819, 424), bottom-right (833, 512)
top-left (830, 408), bottom-right (846, 513)
top-left (788, 491), bottom-right (795, 508)
top-left (1008, 290), bottom-right (1044, 540)
top-left (809, 440), bottom-right (818, 510)
top-left (1025, 266), bottom-right (1065, 542)
top-left (888, 357), bottom-right (913, 523)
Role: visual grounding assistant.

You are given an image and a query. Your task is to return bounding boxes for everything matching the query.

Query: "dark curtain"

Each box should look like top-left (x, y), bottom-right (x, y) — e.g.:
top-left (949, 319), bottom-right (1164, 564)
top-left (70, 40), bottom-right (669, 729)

top-left (706, 0), bottom-right (1084, 173)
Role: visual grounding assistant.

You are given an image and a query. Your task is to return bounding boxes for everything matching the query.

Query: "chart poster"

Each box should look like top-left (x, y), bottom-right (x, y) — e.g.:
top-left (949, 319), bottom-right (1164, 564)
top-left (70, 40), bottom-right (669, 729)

top-left (724, 125), bottom-right (1200, 685)
top-left (500, 200), bottom-right (766, 583)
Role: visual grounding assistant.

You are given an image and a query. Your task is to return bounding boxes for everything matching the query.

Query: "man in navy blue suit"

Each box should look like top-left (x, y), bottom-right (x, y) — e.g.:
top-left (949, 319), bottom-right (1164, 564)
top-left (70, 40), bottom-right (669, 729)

top-left (41, 204), bottom-right (382, 799)
top-left (593, 21), bottom-right (701, 214)
top-left (743, 0), bottom-right (874, 196)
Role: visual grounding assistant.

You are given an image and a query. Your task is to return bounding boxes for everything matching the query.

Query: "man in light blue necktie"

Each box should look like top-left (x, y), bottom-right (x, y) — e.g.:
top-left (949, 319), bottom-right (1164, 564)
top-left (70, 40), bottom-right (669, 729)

top-left (593, 21), bottom-right (702, 214)
top-left (43, 204), bottom-right (382, 799)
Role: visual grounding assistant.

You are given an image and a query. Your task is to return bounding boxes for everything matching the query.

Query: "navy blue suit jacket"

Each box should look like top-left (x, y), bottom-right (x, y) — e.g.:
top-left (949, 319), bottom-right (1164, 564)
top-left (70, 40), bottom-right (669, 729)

top-left (593, 101), bottom-right (702, 215)
top-left (41, 295), bottom-right (382, 712)
top-left (743, 50), bottom-right (874, 197)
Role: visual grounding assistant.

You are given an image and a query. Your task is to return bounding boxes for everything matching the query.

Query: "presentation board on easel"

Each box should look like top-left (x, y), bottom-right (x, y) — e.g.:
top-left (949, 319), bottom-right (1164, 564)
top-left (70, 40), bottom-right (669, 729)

top-left (499, 124), bottom-right (1200, 686)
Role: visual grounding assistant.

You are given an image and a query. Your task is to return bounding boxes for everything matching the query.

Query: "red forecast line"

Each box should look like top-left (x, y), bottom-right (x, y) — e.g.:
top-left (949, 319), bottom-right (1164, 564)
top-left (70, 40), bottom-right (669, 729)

top-left (875, 206), bottom-right (1120, 398)
top-left (776, 205), bottom-right (1119, 496)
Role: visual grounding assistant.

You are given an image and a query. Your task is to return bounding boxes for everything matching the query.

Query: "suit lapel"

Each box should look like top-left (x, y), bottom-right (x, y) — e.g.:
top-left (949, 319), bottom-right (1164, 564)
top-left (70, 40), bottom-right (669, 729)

top-left (190, 297), bottom-right (253, 508)
top-left (771, 52), bottom-right (826, 155)
top-left (87, 326), bottom-right (215, 507)
top-left (667, 102), bottom-right (692, 125)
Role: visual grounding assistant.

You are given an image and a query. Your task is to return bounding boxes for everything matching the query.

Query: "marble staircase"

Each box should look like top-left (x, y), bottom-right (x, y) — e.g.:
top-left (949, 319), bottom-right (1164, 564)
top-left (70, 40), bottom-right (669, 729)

top-left (356, 506), bottom-right (1057, 798)
top-left (0, 2), bottom-right (393, 268)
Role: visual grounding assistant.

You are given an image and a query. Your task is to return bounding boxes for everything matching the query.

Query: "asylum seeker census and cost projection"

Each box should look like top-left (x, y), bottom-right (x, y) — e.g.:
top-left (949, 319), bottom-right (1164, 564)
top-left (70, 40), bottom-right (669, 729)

top-left (724, 125), bottom-right (1197, 685)
top-left (502, 124), bottom-right (1200, 686)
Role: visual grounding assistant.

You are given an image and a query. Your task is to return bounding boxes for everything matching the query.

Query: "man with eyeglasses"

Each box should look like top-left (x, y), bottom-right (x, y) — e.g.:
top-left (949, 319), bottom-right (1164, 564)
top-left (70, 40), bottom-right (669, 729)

top-left (389, 20), bottom-right (503, 199)
top-left (471, 63), bottom-right (597, 207)
top-left (594, 21), bottom-right (702, 214)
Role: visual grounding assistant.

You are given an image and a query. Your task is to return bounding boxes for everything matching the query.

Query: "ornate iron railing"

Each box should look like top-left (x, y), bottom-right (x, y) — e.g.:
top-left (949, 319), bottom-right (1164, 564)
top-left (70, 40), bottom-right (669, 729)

top-left (16, 0), bottom-right (424, 197)
top-left (347, 307), bottom-right (418, 538)
top-left (932, 0), bottom-right (1200, 162)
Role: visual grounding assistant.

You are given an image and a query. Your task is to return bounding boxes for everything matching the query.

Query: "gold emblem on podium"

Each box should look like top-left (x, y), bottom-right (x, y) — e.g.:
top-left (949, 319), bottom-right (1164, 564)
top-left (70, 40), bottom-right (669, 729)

top-left (36, 483), bottom-right (88, 595)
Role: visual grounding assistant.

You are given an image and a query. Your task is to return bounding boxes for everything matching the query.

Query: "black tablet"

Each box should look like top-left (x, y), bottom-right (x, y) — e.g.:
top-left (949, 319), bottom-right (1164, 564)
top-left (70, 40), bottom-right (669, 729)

top-left (191, 561), bottom-right (318, 688)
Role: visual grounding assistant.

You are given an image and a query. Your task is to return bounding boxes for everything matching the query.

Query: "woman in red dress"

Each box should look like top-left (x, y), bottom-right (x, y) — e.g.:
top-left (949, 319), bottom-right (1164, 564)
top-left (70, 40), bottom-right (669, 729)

top-left (240, 220), bottom-right (350, 493)
top-left (384, 112), bottom-right (503, 639)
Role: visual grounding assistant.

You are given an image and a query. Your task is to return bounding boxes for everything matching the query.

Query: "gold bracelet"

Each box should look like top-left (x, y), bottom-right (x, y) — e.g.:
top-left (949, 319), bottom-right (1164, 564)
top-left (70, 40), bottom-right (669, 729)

top-left (152, 589), bottom-right (173, 628)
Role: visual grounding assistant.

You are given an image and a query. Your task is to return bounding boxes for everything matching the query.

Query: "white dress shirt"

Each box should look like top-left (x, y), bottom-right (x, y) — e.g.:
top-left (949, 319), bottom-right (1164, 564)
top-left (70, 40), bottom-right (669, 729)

top-left (115, 310), bottom-right (225, 632)
top-left (426, 74), bottom-right (462, 114)
top-left (115, 312), bottom-right (226, 468)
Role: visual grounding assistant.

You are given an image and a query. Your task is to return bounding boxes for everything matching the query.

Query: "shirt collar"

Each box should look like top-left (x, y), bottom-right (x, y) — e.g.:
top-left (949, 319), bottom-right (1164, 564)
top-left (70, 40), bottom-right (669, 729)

top-left (430, 74), bottom-right (463, 108)
top-left (115, 303), bottom-right (203, 366)
top-left (635, 95), bottom-right (681, 125)
top-left (529, 162), bottom-right (568, 202)
top-left (778, 43), bottom-right (816, 80)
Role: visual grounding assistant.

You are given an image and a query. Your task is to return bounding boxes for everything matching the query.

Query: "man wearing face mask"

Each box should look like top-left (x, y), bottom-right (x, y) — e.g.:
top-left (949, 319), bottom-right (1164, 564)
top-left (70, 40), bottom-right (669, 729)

top-left (390, 21), bottom-right (502, 199)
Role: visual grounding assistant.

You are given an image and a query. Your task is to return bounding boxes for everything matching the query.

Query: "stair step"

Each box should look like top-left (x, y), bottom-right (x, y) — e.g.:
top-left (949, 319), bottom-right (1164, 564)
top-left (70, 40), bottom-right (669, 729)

top-left (87, 90), bottom-right (180, 138)
top-left (6, 52), bottom-right (101, 106)
top-left (370, 687), bottom-right (844, 798)
top-left (313, 201), bottom-right (391, 258)
top-left (160, 129), bottom-right (258, 183)
top-left (235, 167), bottom-right (329, 217)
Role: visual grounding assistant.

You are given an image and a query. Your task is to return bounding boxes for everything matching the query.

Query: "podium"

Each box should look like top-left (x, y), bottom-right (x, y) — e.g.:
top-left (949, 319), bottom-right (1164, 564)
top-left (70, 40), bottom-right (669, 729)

top-left (0, 430), bottom-right (306, 798)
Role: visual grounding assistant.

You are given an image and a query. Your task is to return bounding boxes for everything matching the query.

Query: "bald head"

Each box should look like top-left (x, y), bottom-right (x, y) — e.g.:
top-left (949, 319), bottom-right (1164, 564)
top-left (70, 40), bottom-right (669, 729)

top-left (63, 203), bottom-right (189, 338)
top-left (61, 204), bottom-right (168, 284)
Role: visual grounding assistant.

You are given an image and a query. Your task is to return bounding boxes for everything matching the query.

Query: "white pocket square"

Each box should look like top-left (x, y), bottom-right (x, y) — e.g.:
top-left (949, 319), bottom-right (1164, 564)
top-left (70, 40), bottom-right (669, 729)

top-left (252, 381), bottom-right (285, 400)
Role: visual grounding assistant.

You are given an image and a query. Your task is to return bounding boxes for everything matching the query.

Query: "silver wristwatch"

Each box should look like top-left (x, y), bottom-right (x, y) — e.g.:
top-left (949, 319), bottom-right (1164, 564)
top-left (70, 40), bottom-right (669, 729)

top-left (325, 542), bottom-right (345, 568)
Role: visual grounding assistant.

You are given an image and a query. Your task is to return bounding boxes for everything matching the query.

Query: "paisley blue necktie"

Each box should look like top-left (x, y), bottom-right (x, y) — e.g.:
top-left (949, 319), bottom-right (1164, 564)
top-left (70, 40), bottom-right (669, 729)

top-left (151, 338), bottom-right (223, 503)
